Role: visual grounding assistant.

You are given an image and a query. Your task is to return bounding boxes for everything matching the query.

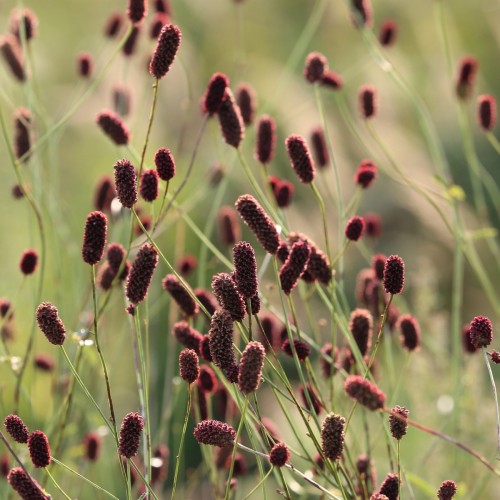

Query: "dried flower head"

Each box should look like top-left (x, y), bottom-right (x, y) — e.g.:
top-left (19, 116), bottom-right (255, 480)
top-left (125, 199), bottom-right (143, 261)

top-left (238, 341), bottom-right (265, 394)
top-left (4, 414), bottom-right (29, 443)
top-left (383, 255), bottom-right (405, 295)
top-left (236, 195), bottom-right (279, 254)
top-left (255, 115), bottom-right (277, 164)
top-left (469, 315), bottom-right (493, 349)
top-left (456, 56), bottom-right (478, 100)
top-left (13, 107), bottom-right (31, 162)
top-left (349, 309), bottom-right (373, 356)
top-left (209, 309), bottom-right (235, 369)
top-left (140, 169), bottom-right (159, 202)
top-left (236, 83), bottom-right (256, 125)
top-left (28, 431), bottom-right (51, 468)
top-left (150, 24), bottom-right (181, 78)
top-left (83, 432), bottom-right (102, 461)
top-left (7, 468), bottom-right (47, 500)
top-left (379, 20), bottom-right (397, 46)
top-left (477, 94), bottom-right (496, 131)
top-left (128, 0), bottom-right (147, 24)
top-left (344, 375), bottom-right (386, 411)
top-left (77, 53), bottom-right (93, 78)
top-left (179, 349), bottom-right (200, 384)
top-left (154, 147), bottom-right (176, 181)
top-left (389, 405), bottom-right (409, 440)
top-left (397, 314), bottom-right (421, 351)
top-left (345, 216), bottom-right (365, 241)
top-left (233, 241), bottom-right (258, 299)
top-left (285, 135), bottom-right (316, 183)
top-left (163, 274), bottom-right (199, 316)
top-left (282, 339), bottom-right (310, 361)
top-left (211, 273), bottom-right (246, 322)
top-left (0, 35), bottom-right (25, 81)
top-left (19, 249), bottom-right (38, 275)
top-left (118, 412), bottom-right (144, 458)
top-left (321, 413), bottom-right (346, 460)
top-left (279, 241), bottom-right (311, 295)
top-left (300, 383), bottom-right (323, 415)
top-left (377, 473), bottom-right (399, 500)
top-left (172, 321), bottom-right (203, 354)
top-left (202, 72), bottom-right (230, 115)
top-left (310, 127), bottom-right (329, 168)
top-left (36, 302), bottom-right (66, 345)
top-left (217, 88), bottom-right (245, 148)
top-left (104, 12), bottom-right (123, 38)
top-left (113, 159), bottom-right (137, 208)
top-left (350, 0), bottom-right (373, 28)
top-left (437, 480), bottom-right (457, 500)
top-left (304, 52), bottom-right (328, 83)
top-left (82, 211), bottom-right (108, 265)
top-left (359, 85), bottom-right (378, 119)
top-left (97, 110), bottom-right (130, 146)
top-left (126, 243), bottom-right (159, 304)
top-left (9, 8), bottom-right (38, 42)
top-left (269, 442), bottom-right (290, 467)
top-left (194, 420), bottom-right (236, 447)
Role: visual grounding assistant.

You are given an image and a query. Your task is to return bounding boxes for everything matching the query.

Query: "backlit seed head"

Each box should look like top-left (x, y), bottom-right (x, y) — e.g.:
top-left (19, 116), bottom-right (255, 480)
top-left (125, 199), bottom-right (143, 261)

top-left (269, 442), bottom-right (290, 467)
top-left (154, 147), bottom-right (176, 181)
top-left (194, 420), bottom-right (236, 447)
top-left (255, 115), bottom-right (277, 164)
top-left (282, 339), bottom-right (310, 361)
top-left (310, 127), bottom-right (329, 168)
top-left (179, 349), bottom-right (200, 384)
top-left (211, 273), bottom-right (246, 322)
top-left (456, 56), bottom-right (478, 100)
top-left (163, 274), bottom-right (199, 316)
top-left (344, 375), bottom-right (386, 411)
top-left (140, 169), bottom-right (159, 202)
top-left (97, 110), bottom-right (130, 146)
top-left (4, 414), bottom-right (29, 444)
top-left (202, 72), bottom-right (230, 115)
top-left (345, 216), bottom-right (365, 241)
top-left (379, 20), bottom-right (397, 47)
top-left (128, 0), bottom-right (147, 24)
top-left (82, 211), bottom-right (108, 265)
top-left (28, 431), bottom-right (51, 468)
top-left (383, 255), bottom-right (405, 295)
top-left (300, 383), bottom-right (323, 415)
top-left (321, 413), bottom-right (346, 460)
top-left (172, 321), bottom-right (203, 354)
top-left (236, 83), bottom-right (256, 125)
top-left (304, 52), bottom-right (328, 83)
top-left (349, 309), bottom-right (373, 356)
top-left (238, 341), bottom-right (265, 394)
top-left (279, 241), bottom-right (311, 295)
top-left (217, 88), bottom-right (245, 148)
top-left (77, 52), bottom-right (93, 78)
top-left (359, 85), bottom-right (377, 119)
top-left (389, 405), bottom-right (409, 440)
top-left (285, 135), bottom-right (316, 183)
top-left (118, 412), bottom-right (144, 458)
top-left (378, 473), bottom-right (399, 500)
top-left (397, 314), bottom-right (421, 351)
top-left (126, 243), bottom-right (159, 304)
top-left (8, 468), bottom-right (48, 499)
top-left (469, 315), bottom-right (493, 349)
top-left (209, 309), bottom-right (235, 369)
top-left (13, 107), bottom-right (31, 161)
top-left (83, 432), bottom-right (102, 461)
top-left (0, 35), bottom-right (26, 81)
top-left (19, 249), bottom-right (38, 275)
top-left (149, 24), bottom-right (181, 79)
top-left (36, 302), bottom-right (66, 345)
top-left (218, 206), bottom-right (241, 246)
top-left (477, 94), bottom-right (497, 131)
top-left (437, 480), bottom-right (457, 500)
top-left (233, 241), bottom-right (258, 299)
top-left (236, 194), bottom-right (279, 254)
top-left (320, 70), bottom-right (343, 90)
top-left (9, 8), bottom-right (38, 42)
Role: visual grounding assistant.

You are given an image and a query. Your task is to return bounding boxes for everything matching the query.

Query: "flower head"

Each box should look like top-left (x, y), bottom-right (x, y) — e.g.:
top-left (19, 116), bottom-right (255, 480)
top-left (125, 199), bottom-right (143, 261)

top-left (179, 349), bottom-right (200, 384)
top-left (97, 110), bottom-right (130, 146)
top-left (149, 24), bottom-right (181, 79)
top-left (28, 431), bottom-right (51, 468)
top-left (126, 243), bottom-right (159, 304)
top-left (389, 405), bottom-right (409, 440)
top-left (344, 375), bottom-right (386, 411)
top-left (194, 420), bottom-right (236, 447)
top-left (383, 255), bottom-right (405, 295)
top-left (469, 315), bottom-right (493, 348)
top-left (269, 442), bottom-right (290, 467)
top-left (118, 412), bottom-right (144, 458)
top-left (36, 302), bottom-right (66, 345)
top-left (113, 159), bottom-right (137, 208)
top-left (255, 115), bottom-right (277, 164)
top-left (82, 211), bottom-right (108, 265)
top-left (321, 413), bottom-right (346, 460)
top-left (238, 341), bottom-right (265, 394)
top-left (4, 414), bottom-right (29, 443)
top-left (285, 135), bottom-right (316, 183)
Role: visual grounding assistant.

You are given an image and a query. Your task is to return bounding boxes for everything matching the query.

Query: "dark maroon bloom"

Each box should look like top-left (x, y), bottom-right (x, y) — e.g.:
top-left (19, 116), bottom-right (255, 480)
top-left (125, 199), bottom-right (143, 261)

top-left (93, 175), bottom-right (116, 213)
top-left (236, 83), bottom-right (256, 125)
top-left (233, 241), bottom-right (258, 299)
top-left (114, 159), bottom-right (137, 208)
top-left (82, 211), bottom-right (108, 265)
top-left (345, 216), bottom-right (365, 241)
top-left (350, 0), bottom-right (373, 28)
top-left (379, 19), bottom-right (397, 47)
top-left (304, 52), bottom-right (328, 83)
top-left (307, 247), bottom-right (332, 284)
top-left (19, 249), bottom-right (38, 275)
top-left (172, 321), bottom-right (203, 354)
top-left (321, 413), bottom-right (346, 460)
top-left (198, 366), bottom-right (217, 393)
top-left (104, 12), bottom-right (123, 38)
top-left (194, 288), bottom-right (218, 316)
top-left (217, 88), bottom-right (245, 148)
top-left (200, 335), bottom-right (213, 362)
top-left (97, 110), bottom-right (130, 146)
top-left (9, 8), bottom-right (38, 42)
top-left (154, 147), bottom-right (176, 181)
top-left (28, 431), bottom-right (51, 468)
top-left (154, 0), bottom-right (172, 14)
top-left (437, 480), bottom-right (457, 500)
top-left (118, 412), bottom-right (144, 458)
top-left (196, 385), bottom-right (208, 420)
top-left (310, 127), bottom-right (329, 169)
top-left (209, 309), bottom-right (235, 369)
top-left (300, 383), bottom-right (323, 415)
top-left (4, 414), bottom-right (29, 444)
top-left (456, 56), bottom-right (478, 100)
top-left (218, 206), bottom-right (241, 246)
top-left (140, 169), bottom-right (159, 202)
top-left (282, 339), bottom-right (310, 361)
top-left (269, 442), bottom-right (290, 467)
top-left (106, 243), bottom-right (126, 274)
top-left (113, 84), bottom-right (131, 116)
top-left (371, 254), bottom-right (386, 281)
top-left (202, 72), bottom-right (230, 115)
top-left (179, 349), bottom-right (200, 384)
top-left (126, 243), bottom-right (159, 304)
top-left (477, 94), bottom-right (496, 131)
top-left (150, 13), bottom-right (170, 39)
top-left (383, 255), bottom-right (405, 295)
top-left (378, 473), bottom-right (399, 500)
top-left (0, 299), bottom-right (13, 319)
top-left (13, 107), bottom-right (30, 161)
top-left (364, 212), bottom-right (382, 238)
top-left (77, 53), bottom-right (93, 78)
top-left (491, 351), bottom-right (500, 363)
top-left (36, 302), bottom-right (66, 345)
top-left (274, 179), bottom-right (295, 208)
top-left (248, 294), bottom-right (261, 315)
top-left (34, 354), bottom-right (55, 372)
top-left (389, 405), bottom-right (409, 440)
top-left (279, 241), bottom-right (311, 295)
top-left (178, 255), bottom-right (197, 276)
top-left (97, 263), bottom-right (117, 290)
top-left (7, 468), bottom-right (48, 500)
top-left (469, 315), bottom-right (493, 349)
top-left (0, 454), bottom-right (9, 477)
top-left (211, 273), bottom-right (246, 322)
top-left (462, 323), bottom-right (478, 354)
top-left (128, 0), bottom-right (147, 23)
top-left (285, 135), bottom-right (316, 183)
top-left (355, 160), bottom-right (377, 188)
top-left (349, 309), bottom-right (373, 356)
top-left (359, 85), bottom-right (377, 119)
top-left (0, 35), bottom-right (25, 81)
top-left (320, 70), bottom-right (343, 89)
top-left (225, 364), bottom-right (239, 383)
top-left (149, 24), bottom-right (181, 79)
top-left (397, 314), bottom-right (421, 351)
top-left (163, 274), bottom-right (199, 316)
top-left (126, 304), bottom-right (135, 316)
top-left (344, 375), bottom-right (386, 411)
top-left (12, 184), bottom-right (25, 199)
top-left (238, 341), bottom-right (265, 394)
top-left (83, 432), bottom-right (102, 461)
top-left (123, 26), bottom-right (140, 57)
top-left (194, 420), bottom-right (236, 447)
top-left (255, 115), bottom-right (277, 164)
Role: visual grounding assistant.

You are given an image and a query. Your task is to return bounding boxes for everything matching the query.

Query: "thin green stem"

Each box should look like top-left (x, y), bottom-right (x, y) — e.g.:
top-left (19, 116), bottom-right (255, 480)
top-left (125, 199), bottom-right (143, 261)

top-left (45, 468), bottom-right (71, 500)
top-left (482, 348), bottom-right (500, 459)
top-left (241, 467), bottom-right (274, 500)
top-left (138, 79), bottom-right (159, 179)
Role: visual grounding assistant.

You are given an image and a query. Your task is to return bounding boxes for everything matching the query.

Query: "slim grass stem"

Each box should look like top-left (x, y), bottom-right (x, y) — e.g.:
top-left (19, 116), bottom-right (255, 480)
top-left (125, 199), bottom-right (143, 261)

top-left (482, 348), bottom-right (500, 459)
top-left (45, 468), bottom-right (71, 500)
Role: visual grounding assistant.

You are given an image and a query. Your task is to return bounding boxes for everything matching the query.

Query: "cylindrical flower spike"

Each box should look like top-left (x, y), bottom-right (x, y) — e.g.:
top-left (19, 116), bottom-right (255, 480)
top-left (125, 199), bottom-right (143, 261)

top-left (383, 255), bottom-right (405, 295)
top-left (97, 110), bottom-right (130, 146)
top-left (77, 53), bottom-right (93, 78)
top-left (279, 240), bottom-right (311, 295)
top-left (477, 95), bottom-right (496, 131)
top-left (282, 339), bottom-right (310, 361)
top-left (128, 0), bottom-right (147, 23)
top-left (389, 405), bottom-right (409, 440)
top-left (377, 473), bottom-right (399, 500)
top-left (19, 249), bottom-right (38, 275)
top-left (350, 0), bottom-right (373, 28)
top-left (163, 274), bottom-right (199, 316)
top-left (345, 216), bottom-right (365, 241)
top-left (359, 85), bottom-right (377, 119)
top-left (202, 72), bottom-right (230, 115)
top-left (285, 135), bottom-right (316, 183)
top-left (4, 414), bottom-right (29, 443)
top-left (379, 20), bottom-right (397, 47)
top-left (194, 420), bottom-right (236, 447)
top-left (113, 159), bottom-right (137, 208)
top-left (154, 147), bottom-right (176, 181)
top-left (397, 314), bottom-right (421, 351)
top-left (0, 35), bottom-right (26, 81)
top-left (321, 413), bottom-right (346, 460)
top-left (255, 115), bottom-right (276, 164)
top-left (13, 107), bottom-right (31, 162)
top-left (232, 241), bottom-right (258, 299)
top-left (218, 206), bottom-right (241, 246)
top-left (28, 431), bottom-right (51, 468)
top-left (36, 302), bottom-right (66, 345)
top-left (217, 88), bottom-right (245, 148)
top-left (208, 309), bottom-right (235, 370)
top-left (437, 480), bottom-right (457, 500)
top-left (238, 341), bottom-right (265, 394)
top-left (179, 349), bottom-right (200, 384)
top-left (355, 159), bottom-right (377, 188)
top-left (211, 273), bottom-right (246, 322)
top-left (456, 56), bottom-right (478, 100)
top-left (236, 83), bottom-right (256, 125)
top-left (310, 127), bottom-right (329, 168)
top-left (9, 8), bottom-right (38, 42)
top-left (82, 211), bottom-right (108, 265)
top-left (304, 52), bottom-right (328, 83)
top-left (104, 12), bottom-right (123, 38)
top-left (118, 412), bottom-right (144, 458)
top-left (344, 375), bottom-right (386, 411)
top-left (7, 468), bottom-right (48, 500)
top-left (300, 383), bottom-right (323, 415)
top-left (349, 309), bottom-right (373, 356)
top-left (469, 315), bottom-right (493, 348)
top-left (172, 321), bottom-right (203, 354)
top-left (126, 243), bottom-right (159, 304)
top-left (149, 24), bottom-right (181, 79)
top-left (140, 169), bottom-right (159, 202)
top-left (83, 432), bottom-right (102, 461)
